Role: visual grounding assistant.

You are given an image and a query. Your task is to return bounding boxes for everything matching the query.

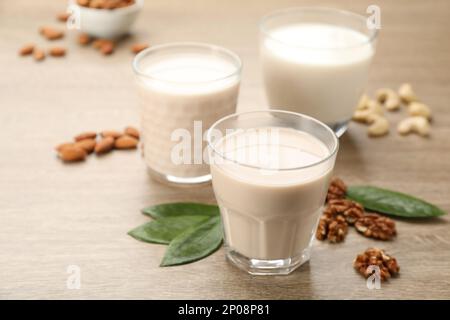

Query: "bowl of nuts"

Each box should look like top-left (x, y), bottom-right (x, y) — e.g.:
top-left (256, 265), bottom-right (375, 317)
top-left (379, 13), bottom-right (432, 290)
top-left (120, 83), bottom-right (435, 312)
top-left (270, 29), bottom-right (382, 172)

top-left (70, 0), bottom-right (143, 39)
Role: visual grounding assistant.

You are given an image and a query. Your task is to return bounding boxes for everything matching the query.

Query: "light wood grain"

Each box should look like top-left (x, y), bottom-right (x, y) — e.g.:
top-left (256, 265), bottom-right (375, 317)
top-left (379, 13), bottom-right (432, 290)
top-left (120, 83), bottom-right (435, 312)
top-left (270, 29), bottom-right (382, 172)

top-left (1, 0), bottom-right (450, 299)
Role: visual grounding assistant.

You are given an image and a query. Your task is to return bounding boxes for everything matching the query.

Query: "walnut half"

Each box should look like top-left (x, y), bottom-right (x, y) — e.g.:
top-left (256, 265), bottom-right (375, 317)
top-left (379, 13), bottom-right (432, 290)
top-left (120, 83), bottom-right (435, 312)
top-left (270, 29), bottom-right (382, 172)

top-left (353, 248), bottom-right (400, 281)
top-left (326, 177), bottom-right (347, 202)
top-left (355, 213), bottom-right (397, 240)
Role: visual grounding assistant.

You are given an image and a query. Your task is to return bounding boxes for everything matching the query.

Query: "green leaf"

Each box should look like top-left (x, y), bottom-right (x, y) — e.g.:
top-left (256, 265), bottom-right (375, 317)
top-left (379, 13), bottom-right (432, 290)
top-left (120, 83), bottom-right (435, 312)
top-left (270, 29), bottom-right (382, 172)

top-left (128, 216), bottom-right (210, 244)
top-left (160, 215), bottom-right (223, 267)
top-left (141, 202), bottom-right (219, 219)
top-left (347, 186), bottom-right (447, 218)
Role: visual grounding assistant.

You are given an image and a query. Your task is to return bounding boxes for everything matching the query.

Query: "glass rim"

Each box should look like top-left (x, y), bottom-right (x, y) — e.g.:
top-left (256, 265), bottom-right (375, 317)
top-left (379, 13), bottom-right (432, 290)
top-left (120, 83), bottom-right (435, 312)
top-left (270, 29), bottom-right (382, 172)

top-left (132, 42), bottom-right (242, 85)
top-left (260, 7), bottom-right (379, 50)
top-left (206, 109), bottom-right (339, 172)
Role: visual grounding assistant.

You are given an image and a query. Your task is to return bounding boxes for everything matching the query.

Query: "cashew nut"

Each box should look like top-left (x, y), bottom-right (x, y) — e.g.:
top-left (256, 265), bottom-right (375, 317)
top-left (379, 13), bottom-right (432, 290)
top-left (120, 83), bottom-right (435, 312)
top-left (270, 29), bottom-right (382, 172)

top-left (352, 99), bottom-right (383, 123)
top-left (397, 116), bottom-right (430, 136)
top-left (367, 114), bottom-right (390, 137)
top-left (376, 88), bottom-right (401, 111)
top-left (356, 94), bottom-right (370, 110)
top-left (398, 83), bottom-right (417, 103)
top-left (408, 102), bottom-right (432, 120)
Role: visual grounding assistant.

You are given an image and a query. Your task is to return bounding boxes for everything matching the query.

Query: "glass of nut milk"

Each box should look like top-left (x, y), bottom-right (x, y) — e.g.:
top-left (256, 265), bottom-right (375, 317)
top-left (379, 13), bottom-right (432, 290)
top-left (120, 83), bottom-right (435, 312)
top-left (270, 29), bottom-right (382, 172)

top-left (207, 110), bottom-right (338, 275)
top-left (133, 43), bottom-right (241, 185)
top-left (260, 8), bottom-right (378, 136)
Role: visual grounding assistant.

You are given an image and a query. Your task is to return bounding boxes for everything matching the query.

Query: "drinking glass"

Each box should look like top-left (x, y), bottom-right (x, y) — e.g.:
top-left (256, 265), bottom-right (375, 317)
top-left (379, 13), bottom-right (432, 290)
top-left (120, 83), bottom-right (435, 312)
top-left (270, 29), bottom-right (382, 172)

top-left (133, 43), bottom-right (242, 185)
top-left (260, 7), bottom-right (378, 136)
top-left (207, 110), bottom-right (339, 275)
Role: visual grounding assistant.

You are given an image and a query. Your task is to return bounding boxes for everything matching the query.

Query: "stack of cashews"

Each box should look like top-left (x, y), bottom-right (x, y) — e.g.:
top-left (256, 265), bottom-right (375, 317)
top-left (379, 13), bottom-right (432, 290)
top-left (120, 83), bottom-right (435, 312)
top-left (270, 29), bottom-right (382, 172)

top-left (352, 83), bottom-right (432, 137)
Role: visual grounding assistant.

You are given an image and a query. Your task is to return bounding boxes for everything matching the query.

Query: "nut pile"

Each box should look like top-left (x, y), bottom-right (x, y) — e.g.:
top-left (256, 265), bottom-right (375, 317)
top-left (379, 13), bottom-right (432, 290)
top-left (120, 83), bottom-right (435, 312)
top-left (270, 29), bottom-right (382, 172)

top-left (353, 248), bottom-right (400, 281)
top-left (352, 83), bottom-right (432, 137)
top-left (318, 178), bottom-right (401, 282)
top-left (18, 5), bottom-right (149, 61)
top-left (56, 126), bottom-right (140, 162)
top-left (19, 25), bottom-right (67, 62)
top-left (316, 178), bottom-right (397, 243)
top-left (76, 0), bottom-right (135, 9)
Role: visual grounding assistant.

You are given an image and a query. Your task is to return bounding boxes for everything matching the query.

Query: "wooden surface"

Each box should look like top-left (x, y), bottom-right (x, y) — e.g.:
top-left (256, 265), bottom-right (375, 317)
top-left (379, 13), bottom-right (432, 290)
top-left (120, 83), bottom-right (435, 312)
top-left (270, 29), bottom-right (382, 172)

top-left (1, 0), bottom-right (450, 299)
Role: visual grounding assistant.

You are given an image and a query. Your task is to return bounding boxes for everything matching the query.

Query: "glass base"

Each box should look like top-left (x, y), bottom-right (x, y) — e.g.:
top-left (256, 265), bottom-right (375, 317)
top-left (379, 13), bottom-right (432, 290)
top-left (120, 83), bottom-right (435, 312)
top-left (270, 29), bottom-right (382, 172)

top-left (327, 119), bottom-right (349, 138)
top-left (146, 167), bottom-right (211, 187)
top-left (225, 247), bottom-right (310, 275)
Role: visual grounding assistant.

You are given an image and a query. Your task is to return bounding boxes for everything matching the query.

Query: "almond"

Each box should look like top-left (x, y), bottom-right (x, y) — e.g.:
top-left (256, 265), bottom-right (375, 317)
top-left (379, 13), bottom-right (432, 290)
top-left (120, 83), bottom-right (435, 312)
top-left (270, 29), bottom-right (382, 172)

top-left (124, 126), bottom-right (140, 140)
top-left (40, 26), bottom-right (64, 40)
top-left (19, 44), bottom-right (34, 56)
top-left (101, 130), bottom-right (123, 139)
top-left (78, 33), bottom-right (91, 45)
top-left (55, 142), bottom-right (74, 152)
top-left (95, 137), bottom-right (115, 155)
top-left (100, 42), bottom-right (114, 55)
top-left (77, 0), bottom-right (90, 6)
top-left (57, 12), bottom-right (70, 22)
top-left (33, 49), bottom-right (45, 61)
top-left (131, 43), bottom-right (149, 54)
top-left (89, 0), bottom-right (104, 9)
top-left (93, 39), bottom-right (106, 49)
top-left (59, 146), bottom-right (86, 162)
top-left (75, 138), bottom-right (96, 154)
top-left (74, 131), bottom-right (97, 141)
top-left (49, 47), bottom-right (66, 57)
top-left (115, 135), bottom-right (138, 149)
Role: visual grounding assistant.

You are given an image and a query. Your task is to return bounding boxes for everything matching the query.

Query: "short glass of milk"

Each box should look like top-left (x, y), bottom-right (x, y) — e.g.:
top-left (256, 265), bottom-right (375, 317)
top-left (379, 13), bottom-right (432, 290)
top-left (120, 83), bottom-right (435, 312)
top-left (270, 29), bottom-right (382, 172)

top-left (260, 7), bottom-right (378, 136)
top-left (207, 110), bottom-right (338, 275)
top-left (133, 43), bottom-right (241, 185)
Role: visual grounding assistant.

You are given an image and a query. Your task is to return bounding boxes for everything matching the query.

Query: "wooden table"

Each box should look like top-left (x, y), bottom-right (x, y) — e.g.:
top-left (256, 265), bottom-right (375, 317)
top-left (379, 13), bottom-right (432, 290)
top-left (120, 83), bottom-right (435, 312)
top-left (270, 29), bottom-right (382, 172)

top-left (1, 0), bottom-right (449, 299)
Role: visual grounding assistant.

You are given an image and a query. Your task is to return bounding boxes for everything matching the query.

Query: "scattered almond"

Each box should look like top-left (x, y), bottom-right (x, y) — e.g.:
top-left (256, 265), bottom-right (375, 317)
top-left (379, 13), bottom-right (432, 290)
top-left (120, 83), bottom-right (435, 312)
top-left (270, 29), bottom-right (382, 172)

top-left (131, 43), bottom-right (149, 54)
top-left (33, 49), bottom-right (45, 61)
top-left (78, 33), bottom-right (91, 46)
top-left (93, 39), bottom-right (115, 55)
top-left (49, 47), bottom-right (66, 57)
top-left (57, 12), bottom-right (70, 22)
top-left (100, 41), bottom-right (115, 55)
top-left (19, 44), bottom-right (34, 56)
top-left (40, 26), bottom-right (64, 40)
top-left (115, 135), bottom-right (138, 149)
top-left (59, 146), bottom-right (86, 162)
top-left (75, 139), bottom-right (96, 154)
top-left (57, 126), bottom-right (139, 163)
top-left (101, 130), bottom-right (123, 139)
top-left (55, 142), bottom-right (74, 152)
top-left (95, 137), bottom-right (115, 155)
top-left (74, 131), bottom-right (97, 141)
top-left (93, 39), bottom-right (106, 49)
top-left (124, 126), bottom-right (140, 140)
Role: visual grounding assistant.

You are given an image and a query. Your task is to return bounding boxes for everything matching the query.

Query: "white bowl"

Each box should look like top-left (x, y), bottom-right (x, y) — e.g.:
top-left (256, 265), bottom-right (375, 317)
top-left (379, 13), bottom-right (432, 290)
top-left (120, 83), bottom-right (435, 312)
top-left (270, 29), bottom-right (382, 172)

top-left (69, 0), bottom-right (143, 39)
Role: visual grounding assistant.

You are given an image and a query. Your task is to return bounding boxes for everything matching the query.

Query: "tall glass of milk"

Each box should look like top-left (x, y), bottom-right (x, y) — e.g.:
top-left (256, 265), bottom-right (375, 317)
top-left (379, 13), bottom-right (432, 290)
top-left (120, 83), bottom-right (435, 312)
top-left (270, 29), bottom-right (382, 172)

top-left (133, 43), bottom-right (241, 185)
top-left (260, 8), bottom-right (378, 136)
top-left (207, 110), bottom-right (338, 275)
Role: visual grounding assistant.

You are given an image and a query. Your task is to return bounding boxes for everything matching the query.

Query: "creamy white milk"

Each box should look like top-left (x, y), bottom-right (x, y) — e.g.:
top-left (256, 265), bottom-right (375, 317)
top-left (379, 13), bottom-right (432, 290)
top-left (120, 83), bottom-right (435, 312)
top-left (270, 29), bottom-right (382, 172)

top-left (137, 54), bottom-right (240, 181)
top-left (262, 23), bottom-right (374, 124)
top-left (210, 127), bottom-right (333, 260)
